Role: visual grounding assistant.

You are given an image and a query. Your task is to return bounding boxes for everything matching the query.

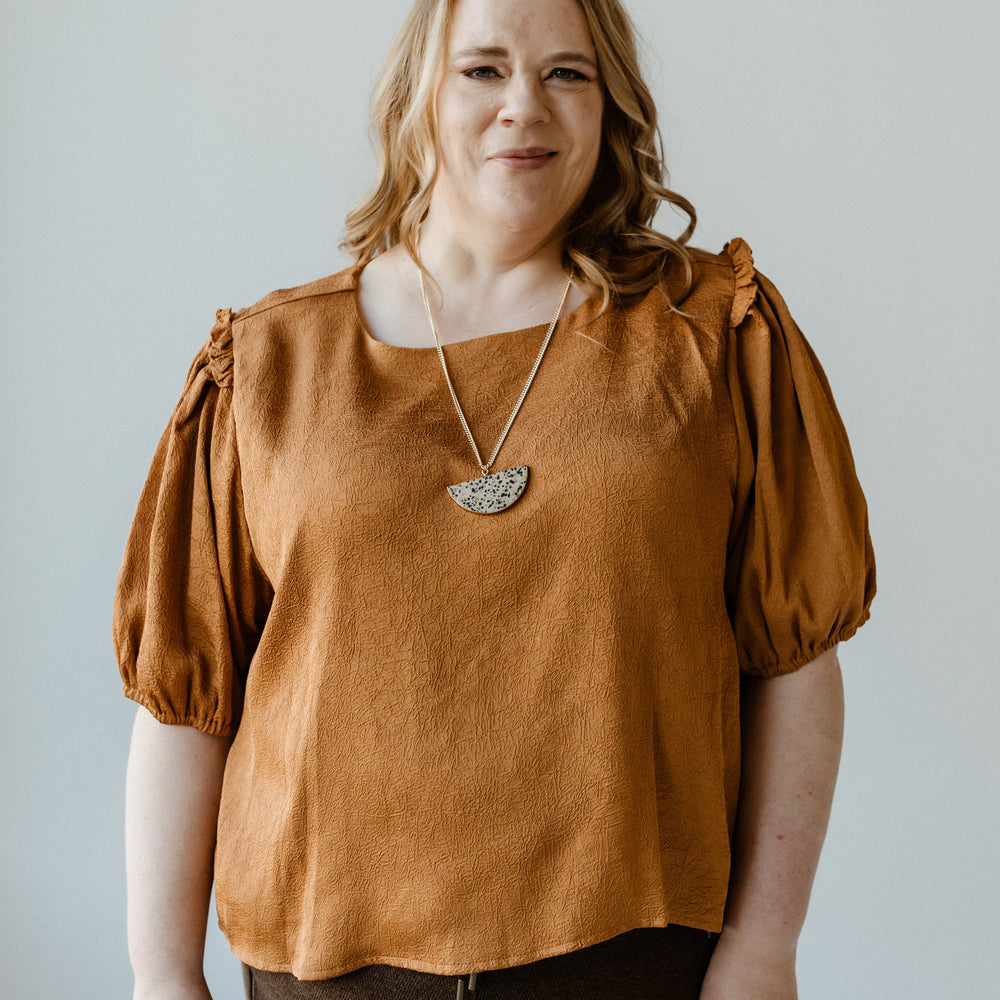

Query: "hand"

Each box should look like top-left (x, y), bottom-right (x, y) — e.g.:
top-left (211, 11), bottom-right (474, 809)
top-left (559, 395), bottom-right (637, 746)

top-left (697, 929), bottom-right (797, 1000)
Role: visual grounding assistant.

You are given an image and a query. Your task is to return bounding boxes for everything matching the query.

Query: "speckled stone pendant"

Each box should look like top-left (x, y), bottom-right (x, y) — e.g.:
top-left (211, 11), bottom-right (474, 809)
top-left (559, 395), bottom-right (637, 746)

top-left (446, 466), bottom-right (529, 514)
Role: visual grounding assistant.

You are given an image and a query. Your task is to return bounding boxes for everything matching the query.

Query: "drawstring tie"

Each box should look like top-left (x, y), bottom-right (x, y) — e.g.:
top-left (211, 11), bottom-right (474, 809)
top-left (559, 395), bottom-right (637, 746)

top-left (456, 972), bottom-right (478, 998)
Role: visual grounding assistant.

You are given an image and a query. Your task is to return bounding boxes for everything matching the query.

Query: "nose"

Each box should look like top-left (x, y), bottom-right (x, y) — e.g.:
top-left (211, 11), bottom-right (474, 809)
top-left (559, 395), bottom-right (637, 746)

top-left (498, 73), bottom-right (550, 127)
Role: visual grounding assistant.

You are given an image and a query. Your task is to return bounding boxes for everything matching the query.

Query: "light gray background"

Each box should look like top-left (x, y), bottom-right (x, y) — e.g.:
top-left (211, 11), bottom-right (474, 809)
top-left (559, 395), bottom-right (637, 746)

top-left (2, 1), bottom-right (997, 997)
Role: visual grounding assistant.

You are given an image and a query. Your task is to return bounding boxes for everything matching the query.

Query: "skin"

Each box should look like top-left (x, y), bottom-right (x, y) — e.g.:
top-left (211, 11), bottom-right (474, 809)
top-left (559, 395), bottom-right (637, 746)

top-left (126, 2), bottom-right (846, 997)
top-left (699, 647), bottom-right (844, 1000)
top-left (358, 0), bottom-right (602, 347)
top-left (126, 709), bottom-right (229, 1000)
top-left (432, 0), bottom-right (603, 247)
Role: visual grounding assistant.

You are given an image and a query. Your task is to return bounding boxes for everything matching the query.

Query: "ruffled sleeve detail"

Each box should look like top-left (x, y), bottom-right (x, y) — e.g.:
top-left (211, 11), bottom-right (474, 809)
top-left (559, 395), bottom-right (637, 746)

top-left (113, 310), bottom-right (273, 735)
top-left (170, 307), bottom-right (236, 425)
top-left (725, 237), bottom-right (758, 327)
top-left (724, 242), bottom-right (876, 676)
top-left (207, 307), bottom-right (235, 387)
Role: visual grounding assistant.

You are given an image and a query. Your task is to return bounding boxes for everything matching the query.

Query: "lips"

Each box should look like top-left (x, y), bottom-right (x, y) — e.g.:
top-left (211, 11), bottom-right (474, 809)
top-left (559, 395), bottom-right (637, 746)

top-left (490, 147), bottom-right (557, 170)
top-left (491, 146), bottom-right (556, 159)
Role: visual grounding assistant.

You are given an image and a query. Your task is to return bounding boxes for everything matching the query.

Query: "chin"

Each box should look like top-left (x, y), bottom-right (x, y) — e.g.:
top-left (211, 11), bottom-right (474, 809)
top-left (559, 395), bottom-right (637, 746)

top-left (483, 198), bottom-right (568, 237)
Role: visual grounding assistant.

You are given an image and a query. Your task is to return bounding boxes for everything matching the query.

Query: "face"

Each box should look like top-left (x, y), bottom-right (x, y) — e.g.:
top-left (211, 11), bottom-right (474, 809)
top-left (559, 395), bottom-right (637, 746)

top-left (430, 0), bottom-right (604, 243)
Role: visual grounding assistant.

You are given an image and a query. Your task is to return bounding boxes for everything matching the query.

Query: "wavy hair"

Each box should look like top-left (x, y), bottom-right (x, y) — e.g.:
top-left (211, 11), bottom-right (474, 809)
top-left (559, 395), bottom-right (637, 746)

top-left (341, 0), bottom-right (697, 310)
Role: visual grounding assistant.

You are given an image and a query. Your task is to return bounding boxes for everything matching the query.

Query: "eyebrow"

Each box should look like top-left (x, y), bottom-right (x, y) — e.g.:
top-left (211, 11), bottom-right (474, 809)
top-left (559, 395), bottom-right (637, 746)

top-left (453, 46), bottom-right (598, 72)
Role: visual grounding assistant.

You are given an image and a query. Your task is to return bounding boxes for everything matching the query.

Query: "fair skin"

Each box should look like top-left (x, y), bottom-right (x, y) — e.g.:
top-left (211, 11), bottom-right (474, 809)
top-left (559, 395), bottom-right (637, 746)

top-left (699, 647), bottom-right (844, 1000)
top-left (358, 0), bottom-right (601, 347)
top-left (127, 1), bottom-right (845, 997)
top-left (126, 709), bottom-right (229, 1000)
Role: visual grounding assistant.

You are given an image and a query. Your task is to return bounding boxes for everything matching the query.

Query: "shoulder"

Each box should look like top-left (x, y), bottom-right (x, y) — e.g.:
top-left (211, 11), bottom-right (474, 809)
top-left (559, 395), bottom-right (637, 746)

top-left (648, 238), bottom-right (757, 331)
top-left (200, 263), bottom-right (362, 385)
top-left (230, 262), bottom-right (362, 329)
top-left (690, 239), bottom-right (755, 320)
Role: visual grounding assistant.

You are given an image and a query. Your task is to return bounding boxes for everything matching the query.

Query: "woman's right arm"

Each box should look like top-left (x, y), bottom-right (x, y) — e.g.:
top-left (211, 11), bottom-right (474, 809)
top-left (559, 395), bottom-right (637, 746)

top-left (125, 706), bottom-right (233, 1000)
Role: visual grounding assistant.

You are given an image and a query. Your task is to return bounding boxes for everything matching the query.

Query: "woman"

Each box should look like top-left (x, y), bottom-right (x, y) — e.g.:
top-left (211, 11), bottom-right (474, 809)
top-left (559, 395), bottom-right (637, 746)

top-left (117, 0), bottom-right (875, 998)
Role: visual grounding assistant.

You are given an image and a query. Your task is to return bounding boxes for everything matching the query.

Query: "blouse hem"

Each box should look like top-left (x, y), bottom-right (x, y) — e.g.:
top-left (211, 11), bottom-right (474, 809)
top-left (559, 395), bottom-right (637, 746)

top-left (224, 914), bottom-right (722, 980)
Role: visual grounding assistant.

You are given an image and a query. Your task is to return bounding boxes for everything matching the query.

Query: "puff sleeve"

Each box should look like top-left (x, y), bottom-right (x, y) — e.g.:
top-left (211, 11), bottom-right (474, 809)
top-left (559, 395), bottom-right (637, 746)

top-left (113, 309), bottom-right (273, 735)
top-left (723, 240), bottom-right (876, 677)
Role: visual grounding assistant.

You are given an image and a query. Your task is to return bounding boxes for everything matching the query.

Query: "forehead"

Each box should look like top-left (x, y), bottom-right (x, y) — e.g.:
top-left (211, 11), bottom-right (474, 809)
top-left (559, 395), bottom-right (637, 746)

top-left (447, 0), bottom-right (595, 55)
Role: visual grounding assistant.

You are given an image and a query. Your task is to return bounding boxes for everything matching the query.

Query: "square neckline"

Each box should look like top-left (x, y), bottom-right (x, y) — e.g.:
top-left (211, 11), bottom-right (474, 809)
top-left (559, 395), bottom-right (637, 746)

top-left (349, 261), bottom-right (606, 354)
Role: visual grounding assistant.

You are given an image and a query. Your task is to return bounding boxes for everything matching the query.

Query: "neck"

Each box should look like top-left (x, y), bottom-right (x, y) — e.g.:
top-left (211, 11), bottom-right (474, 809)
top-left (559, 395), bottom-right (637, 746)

top-left (417, 203), bottom-right (568, 300)
top-left (374, 197), bottom-right (583, 343)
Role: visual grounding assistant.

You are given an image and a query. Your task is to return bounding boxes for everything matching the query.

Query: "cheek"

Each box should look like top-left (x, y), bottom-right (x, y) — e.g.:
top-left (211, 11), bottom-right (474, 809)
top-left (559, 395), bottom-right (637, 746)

top-left (569, 99), bottom-right (604, 169)
top-left (437, 123), bottom-right (476, 172)
top-left (588, 104), bottom-right (605, 163)
top-left (573, 124), bottom-right (604, 180)
top-left (441, 112), bottom-right (492, 161)
top-left (437, 88), bottom-right (481, 141)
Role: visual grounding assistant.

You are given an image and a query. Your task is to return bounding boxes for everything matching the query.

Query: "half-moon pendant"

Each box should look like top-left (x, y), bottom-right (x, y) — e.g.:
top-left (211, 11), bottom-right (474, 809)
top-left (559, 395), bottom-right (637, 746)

top-left (446, 466), bottom-right (529, 514)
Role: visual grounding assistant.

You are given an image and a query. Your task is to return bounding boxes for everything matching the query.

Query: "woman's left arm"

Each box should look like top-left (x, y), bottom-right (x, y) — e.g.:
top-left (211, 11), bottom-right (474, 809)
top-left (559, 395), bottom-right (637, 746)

top-left (699, 646), bottom-right (845, 1000)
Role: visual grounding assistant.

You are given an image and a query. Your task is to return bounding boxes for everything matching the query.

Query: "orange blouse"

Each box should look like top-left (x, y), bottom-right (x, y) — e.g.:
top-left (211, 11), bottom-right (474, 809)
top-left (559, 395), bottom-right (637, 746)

top-left (113, 239), bottom-right (875, 979)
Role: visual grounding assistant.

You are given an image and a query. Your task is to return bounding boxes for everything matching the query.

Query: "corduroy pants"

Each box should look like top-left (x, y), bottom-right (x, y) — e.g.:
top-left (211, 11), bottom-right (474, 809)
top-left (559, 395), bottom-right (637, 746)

top-left (243, 926), bottom-right (717, 1000)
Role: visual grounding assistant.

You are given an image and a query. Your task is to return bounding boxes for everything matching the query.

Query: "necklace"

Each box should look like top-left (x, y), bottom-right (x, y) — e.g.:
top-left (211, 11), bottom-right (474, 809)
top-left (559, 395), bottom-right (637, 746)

top-left (419, 269), bottom-right (573, 514)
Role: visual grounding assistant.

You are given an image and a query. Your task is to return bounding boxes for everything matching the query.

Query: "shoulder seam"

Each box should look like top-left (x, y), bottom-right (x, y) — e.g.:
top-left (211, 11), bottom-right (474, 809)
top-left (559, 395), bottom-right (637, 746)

top-left (686, 246), bottom-right (732, 268)
top-left (233, 287), bottom-right (353, 326)
top-left (232, 266), bottom-right (361, 326)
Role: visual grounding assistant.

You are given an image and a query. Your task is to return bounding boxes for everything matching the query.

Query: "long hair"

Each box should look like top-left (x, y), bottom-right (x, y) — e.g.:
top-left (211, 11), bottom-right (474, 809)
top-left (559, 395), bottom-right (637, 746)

top-left (340, 0), bottom-right (697, 310)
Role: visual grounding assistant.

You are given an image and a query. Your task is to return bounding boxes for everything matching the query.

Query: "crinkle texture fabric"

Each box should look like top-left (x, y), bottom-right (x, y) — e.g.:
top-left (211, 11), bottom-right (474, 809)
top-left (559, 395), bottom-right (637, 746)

top-left (114, 315), bottom-right (272, 735)
top-left (113, 239), bottom-right (875, 980)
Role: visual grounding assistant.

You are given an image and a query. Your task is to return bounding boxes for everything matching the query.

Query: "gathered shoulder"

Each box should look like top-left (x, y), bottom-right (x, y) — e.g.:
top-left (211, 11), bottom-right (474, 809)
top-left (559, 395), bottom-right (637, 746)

top-left (198, 263), bottom-right (363, 391)
top-left (205, 307), bottom-right (235, 387)
top-left (658, 238), bottom-right (758, 330)
top-left (721, 238), bottom-right (758, 327)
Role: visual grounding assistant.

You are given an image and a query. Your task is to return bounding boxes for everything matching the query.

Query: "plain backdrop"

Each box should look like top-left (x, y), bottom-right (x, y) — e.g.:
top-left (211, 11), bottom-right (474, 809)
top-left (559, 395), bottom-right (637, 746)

top-left (2, 1), bottom-right (998, 997)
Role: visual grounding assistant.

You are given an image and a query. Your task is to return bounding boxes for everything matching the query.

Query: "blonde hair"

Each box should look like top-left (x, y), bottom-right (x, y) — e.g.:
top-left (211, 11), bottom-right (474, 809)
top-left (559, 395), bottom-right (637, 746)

top-left (341, 0), bottom-right (697, 310)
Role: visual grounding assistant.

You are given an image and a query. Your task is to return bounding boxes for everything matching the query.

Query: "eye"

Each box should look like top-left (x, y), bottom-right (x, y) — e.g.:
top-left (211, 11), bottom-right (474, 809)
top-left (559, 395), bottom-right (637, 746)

top-left (463, 66), bottom-right (502, 80)
top-left (549, 67), bottom-right (589, 82)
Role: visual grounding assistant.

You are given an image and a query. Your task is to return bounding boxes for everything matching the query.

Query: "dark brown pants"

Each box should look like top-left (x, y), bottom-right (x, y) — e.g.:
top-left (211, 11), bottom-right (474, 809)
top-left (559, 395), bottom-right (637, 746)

top-left (243, 926), bottom-right (717, 1000)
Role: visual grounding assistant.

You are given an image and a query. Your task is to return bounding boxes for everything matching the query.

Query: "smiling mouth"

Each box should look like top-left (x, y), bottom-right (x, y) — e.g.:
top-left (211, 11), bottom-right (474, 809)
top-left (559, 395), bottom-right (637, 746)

top-left (491, 148), bottom-right (558, 170)
top-left (493, 147), bottom-right (556, 158)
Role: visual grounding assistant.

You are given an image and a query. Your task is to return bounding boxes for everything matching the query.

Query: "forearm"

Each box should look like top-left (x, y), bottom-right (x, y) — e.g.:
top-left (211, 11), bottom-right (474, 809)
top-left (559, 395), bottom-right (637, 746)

top-left (725, 649), bottom-right (844, 954)
top-left (700, 647), bottom-right (845, 1000)
top-left (125, 707), bottom-right (232, 999)
top-left (724, 646), bottom-right (844, 950)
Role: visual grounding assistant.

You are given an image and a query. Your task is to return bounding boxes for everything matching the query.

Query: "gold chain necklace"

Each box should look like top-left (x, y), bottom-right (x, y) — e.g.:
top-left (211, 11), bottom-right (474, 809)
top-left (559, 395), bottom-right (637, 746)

top-left (419, 269), bottom-right (573, 514)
